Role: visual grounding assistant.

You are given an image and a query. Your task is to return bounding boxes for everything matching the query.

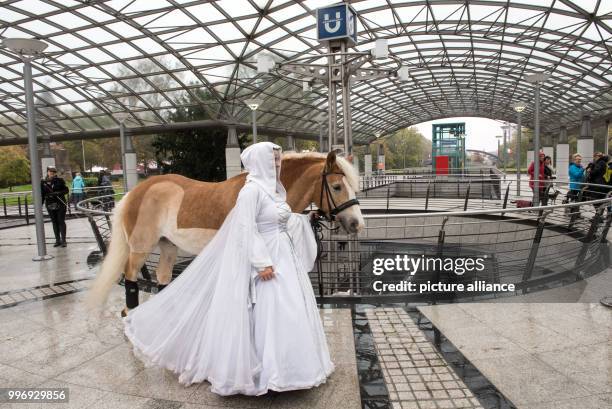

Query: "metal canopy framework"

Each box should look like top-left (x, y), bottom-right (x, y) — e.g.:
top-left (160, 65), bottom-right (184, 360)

top-left (0, 0), bottom-right (611, 146)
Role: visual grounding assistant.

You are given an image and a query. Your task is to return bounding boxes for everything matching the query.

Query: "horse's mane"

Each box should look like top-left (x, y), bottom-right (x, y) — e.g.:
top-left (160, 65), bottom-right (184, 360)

top-left (282, 151), bottom-right (360, 192)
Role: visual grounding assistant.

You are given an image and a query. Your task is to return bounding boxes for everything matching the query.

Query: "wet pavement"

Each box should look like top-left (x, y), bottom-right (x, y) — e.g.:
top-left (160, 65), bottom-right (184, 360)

top-left (0, 219), bottom-right (361, 408)
top-left (0, 287), bottom-right (360, 409)
top-left (419, 299), bottom-right (612, 409)
top-left (0, 218), bottom-right (98, 294)
top-left (2, 218), bottom-right (612, 408)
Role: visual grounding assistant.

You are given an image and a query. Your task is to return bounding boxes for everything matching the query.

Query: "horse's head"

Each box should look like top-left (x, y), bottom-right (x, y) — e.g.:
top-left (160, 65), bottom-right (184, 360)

top-left (315, 151), bottom-right (365, 234)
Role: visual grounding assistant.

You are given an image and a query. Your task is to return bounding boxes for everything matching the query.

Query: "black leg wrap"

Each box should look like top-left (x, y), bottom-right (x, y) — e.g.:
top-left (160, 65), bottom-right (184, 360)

top-left (125, 279), bottom-right (139, 309)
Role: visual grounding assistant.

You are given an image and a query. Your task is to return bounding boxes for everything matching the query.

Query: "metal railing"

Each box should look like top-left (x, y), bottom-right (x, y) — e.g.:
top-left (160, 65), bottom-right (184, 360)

top-left (360, 167), bottom-right (503, 191)
top-left (365, 166), bottom-right (502, 176)
top-left (0, 186), bottom-right (122, 228)
top-left (76, 177), bottom-right (612, 304)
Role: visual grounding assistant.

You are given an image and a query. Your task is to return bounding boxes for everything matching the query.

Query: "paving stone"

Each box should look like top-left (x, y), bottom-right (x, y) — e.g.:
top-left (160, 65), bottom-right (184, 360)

top-left (366, 307), bottom-right (484, 409)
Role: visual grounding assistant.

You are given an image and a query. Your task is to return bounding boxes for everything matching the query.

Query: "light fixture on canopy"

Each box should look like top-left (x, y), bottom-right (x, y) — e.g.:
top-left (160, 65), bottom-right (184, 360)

top-left (244, 98), bottom-right (264, 143)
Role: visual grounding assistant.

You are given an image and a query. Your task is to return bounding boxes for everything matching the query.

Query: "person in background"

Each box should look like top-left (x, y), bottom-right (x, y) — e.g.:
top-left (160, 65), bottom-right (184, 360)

top-left (71, 172), bottom-right (85, 210)
top-left (585, 152), bottom-right (610, 207)
top-left (97, 170), bottom-right (115, 211)
top-left (544, 156), bottom-right (553, 177)
top-left (567, 154), bottom-right (584, 217)
top-left (542, 155), bottom-right (556, 205)
top-left (41, 166), bottom-right (69, 247)
top-left (528, 151), bottom-right (546, 205)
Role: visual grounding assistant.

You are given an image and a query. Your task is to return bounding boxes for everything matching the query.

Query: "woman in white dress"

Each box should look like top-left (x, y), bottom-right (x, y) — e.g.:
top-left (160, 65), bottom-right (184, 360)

top-left (122, 141), bottom-right (335, 396)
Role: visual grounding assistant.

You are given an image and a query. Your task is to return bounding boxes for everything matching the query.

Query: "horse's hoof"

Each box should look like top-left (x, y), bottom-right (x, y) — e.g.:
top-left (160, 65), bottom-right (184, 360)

top-left (120, 307), bottom-right (129, 318)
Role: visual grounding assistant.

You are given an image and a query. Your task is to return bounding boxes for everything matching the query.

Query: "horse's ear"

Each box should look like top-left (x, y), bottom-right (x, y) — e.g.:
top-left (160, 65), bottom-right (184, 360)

top-left (324, 151), bottom-right (336, 173)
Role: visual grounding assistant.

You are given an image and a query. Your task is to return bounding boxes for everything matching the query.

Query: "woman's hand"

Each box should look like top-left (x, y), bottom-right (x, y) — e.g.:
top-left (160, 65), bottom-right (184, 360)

top-left (308, 210), bottom-right (320, 223)
top-left (258, 266), bottom-right (275, 281)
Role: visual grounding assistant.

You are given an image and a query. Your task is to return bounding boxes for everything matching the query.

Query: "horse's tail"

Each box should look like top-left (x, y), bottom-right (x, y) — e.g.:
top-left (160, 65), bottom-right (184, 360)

top-left (85, 193), bottom-right (131, 309)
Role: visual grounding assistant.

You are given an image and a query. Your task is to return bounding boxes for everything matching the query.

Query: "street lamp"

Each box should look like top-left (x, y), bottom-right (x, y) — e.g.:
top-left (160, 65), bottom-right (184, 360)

top-left (244, 98), bottom-right (264, 144)
top-left (495, 135), bottom-right (503, 168)
top-left (315, 112), bottom-right (326, 152)
top-left (114, 112), bottom-right (129, 194)
top-left (525, 72), bottom-right (550, 206)
top-left (2, 38), bottom-right (51, 261)
top-left (501, 124), bottom-right (510, 178)
top-left (513, 101), bottom-right (527, 195)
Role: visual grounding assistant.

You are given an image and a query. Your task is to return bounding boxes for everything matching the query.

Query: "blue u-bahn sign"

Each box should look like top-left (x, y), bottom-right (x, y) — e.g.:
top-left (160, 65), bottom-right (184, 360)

top-left (316, 3), bottom-right (358, 45)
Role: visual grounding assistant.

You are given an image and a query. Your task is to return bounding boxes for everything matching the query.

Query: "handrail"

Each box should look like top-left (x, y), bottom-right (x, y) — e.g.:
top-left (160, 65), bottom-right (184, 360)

top-left (76, 192), bottom-right (125, 216)
top-left (74, 177), bottom-right (611, 303)
top-left (74, 179), bottom-right (612, 221)
top-left (0, 185), bottom-right (124, 198)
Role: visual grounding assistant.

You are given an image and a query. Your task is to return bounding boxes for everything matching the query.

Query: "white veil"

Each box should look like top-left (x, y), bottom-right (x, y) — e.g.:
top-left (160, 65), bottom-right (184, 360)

top-left (240, 141), bottom-right (286, 201)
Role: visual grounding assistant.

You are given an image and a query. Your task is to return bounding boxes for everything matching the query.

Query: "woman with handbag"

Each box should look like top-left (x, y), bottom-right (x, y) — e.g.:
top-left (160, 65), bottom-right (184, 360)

top-left (41, 166), bottom-right (69, 247)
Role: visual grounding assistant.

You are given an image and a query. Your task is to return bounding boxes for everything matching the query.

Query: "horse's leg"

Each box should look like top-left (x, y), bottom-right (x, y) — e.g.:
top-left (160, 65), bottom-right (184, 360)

top-left (121, 251), bottom-right (148, 317)
top-left (156, 238), bottom-right (178, 292)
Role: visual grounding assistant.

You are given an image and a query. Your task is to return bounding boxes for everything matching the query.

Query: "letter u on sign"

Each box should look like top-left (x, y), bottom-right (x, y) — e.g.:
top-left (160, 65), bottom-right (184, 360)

top-left (316, 4), bottom-right (358, 45)
top-left (323, 12), bottom-right (341, 34)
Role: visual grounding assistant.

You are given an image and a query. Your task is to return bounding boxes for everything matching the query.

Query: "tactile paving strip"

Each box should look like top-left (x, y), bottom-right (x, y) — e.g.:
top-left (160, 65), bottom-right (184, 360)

top-left (366, 307), bottom-right (484, 409)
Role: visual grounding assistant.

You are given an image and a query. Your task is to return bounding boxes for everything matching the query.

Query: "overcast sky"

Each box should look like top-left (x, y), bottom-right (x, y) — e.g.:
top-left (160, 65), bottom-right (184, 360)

top-left (413, 117), bottom-right (516, 153)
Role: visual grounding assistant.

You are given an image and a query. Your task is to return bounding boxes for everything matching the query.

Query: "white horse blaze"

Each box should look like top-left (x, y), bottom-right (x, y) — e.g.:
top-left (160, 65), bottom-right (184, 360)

top-left (339, 175), bottom-right (365, 232)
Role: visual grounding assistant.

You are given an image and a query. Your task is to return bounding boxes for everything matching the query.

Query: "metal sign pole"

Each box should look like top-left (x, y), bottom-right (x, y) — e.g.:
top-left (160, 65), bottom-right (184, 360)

top-left (327, 53), bottom-right (336, 150)
top-left (252, 109), bottom-right (258, 144)
top-left (340, 42), bottom-right (353, 156)
top-left (516, 113), bottom-right (522, 195)
top-left (119, 121), bottom-right (128, 194)
top-left (24, 57), bottom-right (52, 261)
top-left (534, 82), bottom-right (541, 206)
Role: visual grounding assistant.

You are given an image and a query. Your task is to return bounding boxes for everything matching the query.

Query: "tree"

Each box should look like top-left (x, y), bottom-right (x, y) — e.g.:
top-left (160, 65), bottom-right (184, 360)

top-left (152, 89), bottom-right (235, 181)
top-left (383, 127), bottom-right (431, 169)
top-left (0, 146), bottom-right (30, 189)
top-left (506, 127), bottom-right (532, 169)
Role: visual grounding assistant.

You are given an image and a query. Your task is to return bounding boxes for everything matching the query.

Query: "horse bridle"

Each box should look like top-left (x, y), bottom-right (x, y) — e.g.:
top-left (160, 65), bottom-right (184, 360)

top-left (311, 170), bottom-right (360, 295)
top-left (317, 171), bottom-right (360, 222)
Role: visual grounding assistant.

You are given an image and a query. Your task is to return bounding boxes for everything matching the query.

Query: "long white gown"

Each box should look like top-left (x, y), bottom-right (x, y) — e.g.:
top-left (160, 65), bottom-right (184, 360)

top-left (123, 141), bottom-right (335, 396)
top-left (251, 192), bottom-right (335, 392)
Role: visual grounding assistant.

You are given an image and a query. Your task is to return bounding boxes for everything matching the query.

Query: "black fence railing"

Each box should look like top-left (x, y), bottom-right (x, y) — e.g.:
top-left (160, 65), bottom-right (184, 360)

top-left (0, 186), bottom-right (120, 228)
top-left (76, 178), bottom-right (612, 303)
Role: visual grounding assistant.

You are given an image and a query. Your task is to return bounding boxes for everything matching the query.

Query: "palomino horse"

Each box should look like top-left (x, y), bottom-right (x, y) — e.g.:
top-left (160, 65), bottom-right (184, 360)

top-left (87, 150), bottom-right (364, 316)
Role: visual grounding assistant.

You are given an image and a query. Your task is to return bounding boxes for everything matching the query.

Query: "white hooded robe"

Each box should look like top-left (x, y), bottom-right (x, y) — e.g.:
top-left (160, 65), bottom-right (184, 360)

top-left (123, 141), bottom-right (334, 396)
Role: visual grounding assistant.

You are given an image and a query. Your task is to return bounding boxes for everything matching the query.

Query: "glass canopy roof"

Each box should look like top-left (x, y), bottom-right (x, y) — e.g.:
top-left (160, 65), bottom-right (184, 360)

top-left (0, 0), bottom-right (610, 145)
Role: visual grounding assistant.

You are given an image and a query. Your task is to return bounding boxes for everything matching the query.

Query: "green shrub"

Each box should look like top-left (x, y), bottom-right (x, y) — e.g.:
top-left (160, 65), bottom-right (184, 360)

top-left (83, 177), bottom-right (98, 187)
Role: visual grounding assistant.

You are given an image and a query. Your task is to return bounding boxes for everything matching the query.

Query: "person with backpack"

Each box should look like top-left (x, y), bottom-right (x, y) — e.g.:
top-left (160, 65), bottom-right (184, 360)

top-left (97, 170), bottom-right (115, 211)
top-left (585, 152), bottom-right (610, 208)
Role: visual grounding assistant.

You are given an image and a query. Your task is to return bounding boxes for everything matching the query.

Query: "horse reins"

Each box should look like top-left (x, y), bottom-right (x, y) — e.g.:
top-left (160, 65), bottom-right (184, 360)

top-left (311, 171), bottom-right (360, 297)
